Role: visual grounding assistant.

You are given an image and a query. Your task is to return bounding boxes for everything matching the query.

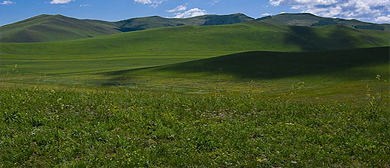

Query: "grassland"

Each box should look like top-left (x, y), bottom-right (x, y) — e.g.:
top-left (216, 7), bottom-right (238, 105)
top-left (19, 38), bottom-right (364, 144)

top-left (1, 87), bottom-right (389, 167)
top-left (1, 47), bottom-right (389, 167)
top-left (1, 22), bottom-right (387, 89)
top-left (2, 22), bottom-right (389, 55)
top-left (99, 47), bottom-right (390, 103)
top-left (1, 25), bottom-right (388, 101)
top-left (0, 19), bottom-right (389, 167)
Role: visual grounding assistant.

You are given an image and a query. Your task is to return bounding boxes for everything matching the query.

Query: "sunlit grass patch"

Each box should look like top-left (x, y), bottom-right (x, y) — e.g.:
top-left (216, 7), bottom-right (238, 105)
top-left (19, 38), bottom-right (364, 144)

top-left (0, 88), bottom-right (389, 167)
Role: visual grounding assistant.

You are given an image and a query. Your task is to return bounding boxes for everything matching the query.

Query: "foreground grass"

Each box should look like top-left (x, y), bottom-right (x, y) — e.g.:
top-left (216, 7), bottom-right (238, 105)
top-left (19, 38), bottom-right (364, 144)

top-left (1, 88), bottom-right (389, 167)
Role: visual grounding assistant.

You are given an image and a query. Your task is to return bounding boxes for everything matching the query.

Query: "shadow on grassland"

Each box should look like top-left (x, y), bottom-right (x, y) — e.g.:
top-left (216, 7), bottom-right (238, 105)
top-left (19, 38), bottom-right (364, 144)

top-left (284, 26), bottom-right (386, 51)
top-left (285, 26), bottom-right (355, 51)
top-left (102, 47), bottom-right (389, 86)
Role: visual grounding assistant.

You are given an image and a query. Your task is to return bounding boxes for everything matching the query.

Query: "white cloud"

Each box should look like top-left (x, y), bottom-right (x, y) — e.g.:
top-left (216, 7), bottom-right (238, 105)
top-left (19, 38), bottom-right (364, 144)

top-left (270, 0), bottom-right (283, 6)
top-left (269, 0), bottom-right (390, 22)
top-left (0, 0), bottom-right (15, 5)
top-left (134, 0), bottom-right (164, 8)
top-left (261, 13), bottom-right (272, 16)
top-left (375, 14), bottom-right (390, 22)
top-left (174, 8), bottom-right (207, 18)
top-left (208, 0), bottom-right (220, 6)
top-left (270, 0), bottom-right (337, 6)
top-left (167, 3), bottom-right (187, 13)
top-left (80, 4), bottom-right (91, 7)
top-left (50, 0), bottom-right (74, 4)
top-left (134, 0), bottom-right (151, 4)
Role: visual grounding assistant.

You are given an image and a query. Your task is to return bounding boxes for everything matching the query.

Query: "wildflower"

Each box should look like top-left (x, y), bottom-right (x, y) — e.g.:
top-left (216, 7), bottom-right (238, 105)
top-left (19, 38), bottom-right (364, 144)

top-left (376, 74), bottom-right (381, 80)
top-left (257, 157), bottom-right (267, 163)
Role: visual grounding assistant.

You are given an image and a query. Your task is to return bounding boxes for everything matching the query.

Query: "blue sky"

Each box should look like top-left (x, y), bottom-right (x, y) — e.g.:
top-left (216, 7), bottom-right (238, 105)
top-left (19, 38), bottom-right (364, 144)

top-left (0, 0), bottom-right (389, 26)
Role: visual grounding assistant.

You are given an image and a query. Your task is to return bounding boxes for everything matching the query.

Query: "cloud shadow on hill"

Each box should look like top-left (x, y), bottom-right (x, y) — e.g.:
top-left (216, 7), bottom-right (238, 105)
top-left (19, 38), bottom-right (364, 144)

top-left (284, 26), bottom-right (359, 51)
top-left (102, 47), bottom-right (389, 86)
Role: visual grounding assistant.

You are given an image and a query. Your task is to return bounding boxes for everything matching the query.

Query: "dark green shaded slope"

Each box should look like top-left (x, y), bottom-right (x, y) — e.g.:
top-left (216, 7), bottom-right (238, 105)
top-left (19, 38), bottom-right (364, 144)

top-left (0, 14), bottom-right (120, 43)
top-left (115, 47), bottom-right (389, 80)
top-left (1, 22), bottom-right (388, 55)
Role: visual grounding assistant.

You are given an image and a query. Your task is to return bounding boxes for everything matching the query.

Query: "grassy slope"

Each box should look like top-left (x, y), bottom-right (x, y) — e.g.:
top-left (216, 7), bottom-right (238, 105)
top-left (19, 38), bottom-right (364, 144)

top-left (98, 47), bottom-right (389, 103)
top-left (258, 13), bottom-right (390, 31)
top-left (258, 13), bottom-right (323, 26)
top-left (124, 47), bottom-right (390, 80)
top-left (0, 13), bottom-right (390, 43)
top-left (0, 13), bottom-right (255, 43)
top-left (1, 48), bottom-right (389, 167)
top-left (1, 22), bottom-right (388, 88)
top-left (1, 22), bottom-right (389, 55)
top-left (0, 22), bottom-right (389, 91)
top-left (0, 15), bottom-right (120, 43)
top-left (116, 13), bottom-right (254, 32)
top-left (2, 13), bottom-right (388, 43)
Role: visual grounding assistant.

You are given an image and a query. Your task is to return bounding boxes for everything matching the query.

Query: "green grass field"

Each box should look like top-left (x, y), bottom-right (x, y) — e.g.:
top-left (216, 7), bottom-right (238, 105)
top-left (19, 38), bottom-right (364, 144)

top-left (1, 20), bottom-right (389, 167)
top-left (1, 88), bottom-right (389, 167)
top-left (1, 22), bottom-right (389, 55)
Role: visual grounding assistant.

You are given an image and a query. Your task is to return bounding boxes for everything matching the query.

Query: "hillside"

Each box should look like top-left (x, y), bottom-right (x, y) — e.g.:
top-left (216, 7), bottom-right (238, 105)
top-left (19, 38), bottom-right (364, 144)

top-left (0, 13), bottom-right (255, 43)
top-left (122, 47), bottom-right (389, 80)
top-left (0, 14), bottom-right (120, 43)
top-left (2, 13), bottom-right (388, 43)
top-left (116, 13), bottom-right (254, 32)
top-left (258, 13), bottom-right (390, 31)
top-left (1, 22), bottom-right (389, 55)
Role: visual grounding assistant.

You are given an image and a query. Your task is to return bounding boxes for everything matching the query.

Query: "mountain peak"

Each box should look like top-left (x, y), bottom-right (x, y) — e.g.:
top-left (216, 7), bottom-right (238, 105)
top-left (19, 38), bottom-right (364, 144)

top-left (35, 14), bottom-right (66, 18)
top-left (231, 13), bottom-right (246, 16)
top-left (278, 13), bottom-right (317, 16)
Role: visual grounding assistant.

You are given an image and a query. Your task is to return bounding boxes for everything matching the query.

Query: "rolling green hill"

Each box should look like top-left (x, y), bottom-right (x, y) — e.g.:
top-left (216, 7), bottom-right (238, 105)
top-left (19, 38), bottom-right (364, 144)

top-left (0, 13), bottom-right (255, 43)
top-left (2, 13), bottom-right (388, 43)
top-left (0, 14), bottom-right (120, 43)
top-left (1, 21), bottom-right (388, 90)
top-left (99, 47), bottom-right (389, 103)
top-left (1, 22), bottom-right (389, 55)
top-left (122, 47), bottom-right (389, 80)
top-left (116, 13), bottom-right (254, 32)
top-left (257, 13), bottom-right (390, 31)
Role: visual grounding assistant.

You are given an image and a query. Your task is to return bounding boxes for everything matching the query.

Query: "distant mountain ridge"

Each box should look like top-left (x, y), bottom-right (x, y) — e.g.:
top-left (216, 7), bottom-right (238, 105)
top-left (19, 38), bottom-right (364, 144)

top-left (0, 14), bottom-right (120, 43)
top-left (0, 13), bottom-right (388, 43)
top-left (115, 13), bottom-right (254, 32)
top-left (257, 13), bottom-right (390, 31)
